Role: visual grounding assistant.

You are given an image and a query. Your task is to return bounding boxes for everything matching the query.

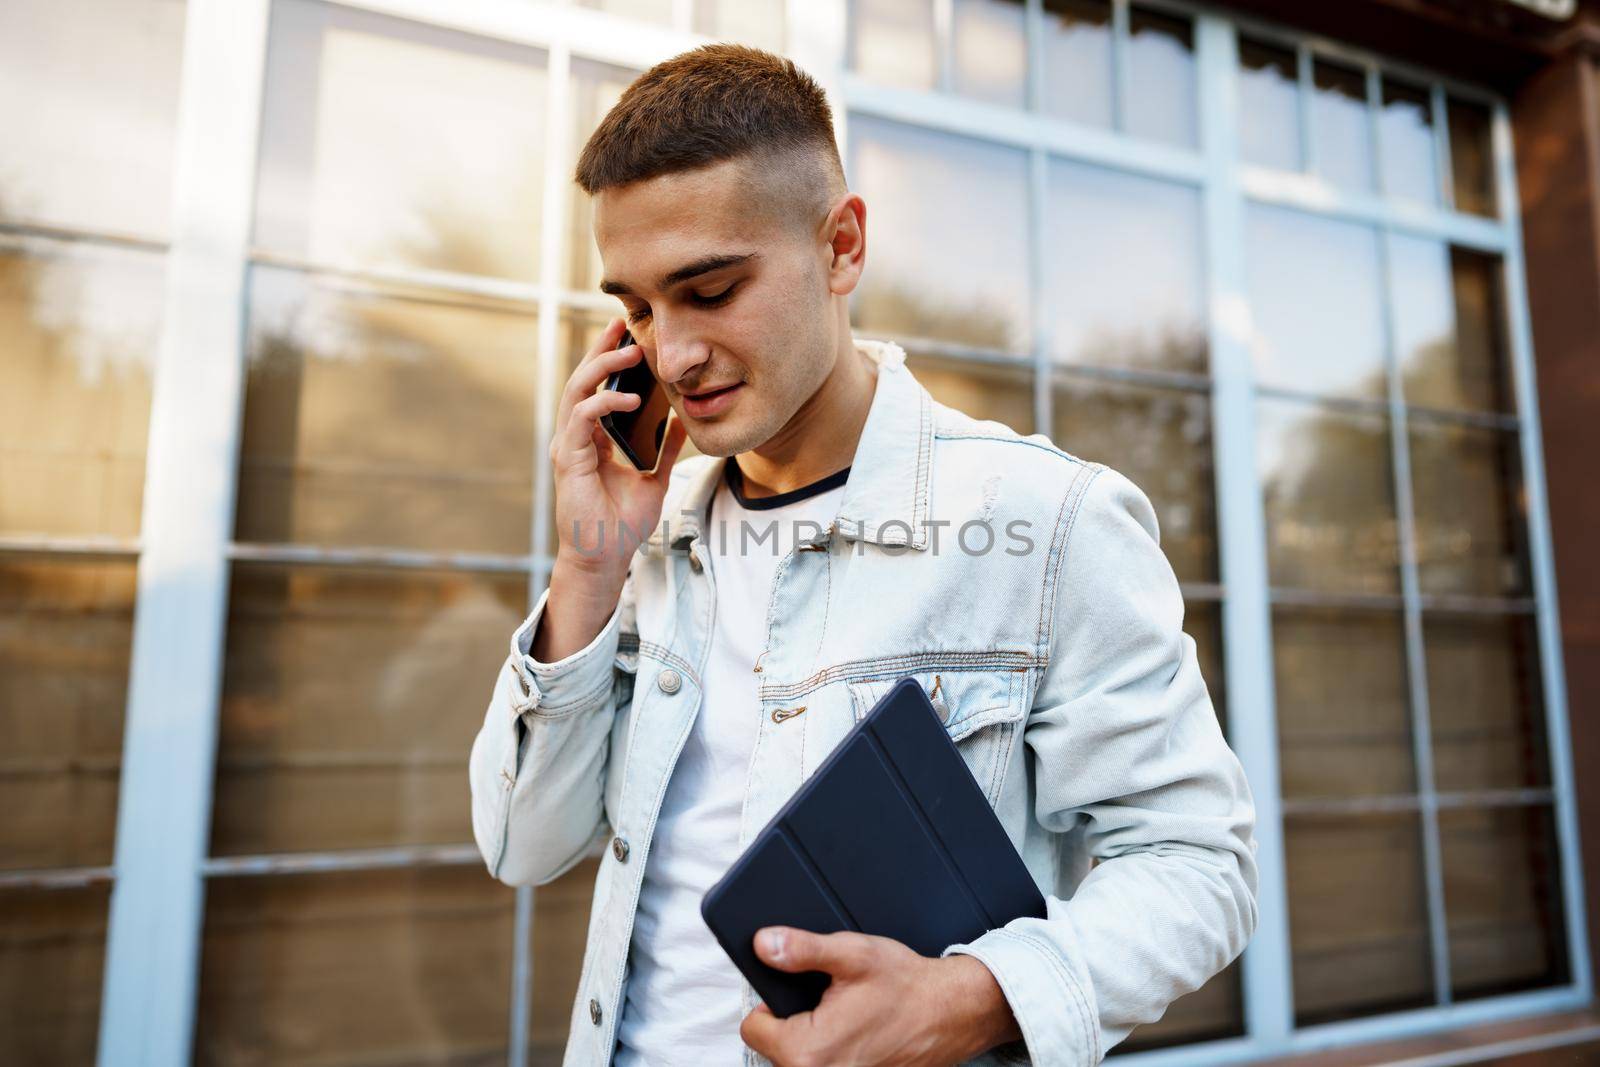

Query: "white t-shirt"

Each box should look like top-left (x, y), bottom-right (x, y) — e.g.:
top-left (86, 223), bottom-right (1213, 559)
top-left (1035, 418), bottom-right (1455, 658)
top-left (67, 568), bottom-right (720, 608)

top-left (614, 459), bottom-right (850, 1067)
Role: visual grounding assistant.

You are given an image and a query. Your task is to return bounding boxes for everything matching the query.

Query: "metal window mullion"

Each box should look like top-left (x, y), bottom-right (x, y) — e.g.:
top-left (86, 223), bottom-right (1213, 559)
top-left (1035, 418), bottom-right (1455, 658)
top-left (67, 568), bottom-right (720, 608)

top-left (1029, 147), bottom-right (1051, 437)
top-left (96, 2), bottom-right (271, 1065)
top-left (1111, 0), bottom-right (1130, 133)
top-left (1377, 227), bottom-right (1454, 1008)
top-left (1366, 62), bottom-right (1385, 197)
top-left (933, 0), bottom-right (955, 95)
top-left (1491, 101), bottom-right (1594, 1000)
top-left (1296, 44), bottom-right (1314, 175)
top-left (1196, 15), bottom-right (1290, 1050)
top-left (1432, 84), bottom-right (1455, 212)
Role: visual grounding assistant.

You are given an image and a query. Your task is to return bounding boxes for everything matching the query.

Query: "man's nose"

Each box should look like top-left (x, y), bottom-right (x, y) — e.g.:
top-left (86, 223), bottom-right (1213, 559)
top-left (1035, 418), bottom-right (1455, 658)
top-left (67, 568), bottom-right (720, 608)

top-left (651, 316), bottom-right (711, 385)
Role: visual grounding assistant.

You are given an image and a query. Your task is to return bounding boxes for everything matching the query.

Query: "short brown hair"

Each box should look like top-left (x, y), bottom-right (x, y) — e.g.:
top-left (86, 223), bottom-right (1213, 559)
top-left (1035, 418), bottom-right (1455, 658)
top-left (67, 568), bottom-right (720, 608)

top-left (574, 43), bottom-right (846, 231)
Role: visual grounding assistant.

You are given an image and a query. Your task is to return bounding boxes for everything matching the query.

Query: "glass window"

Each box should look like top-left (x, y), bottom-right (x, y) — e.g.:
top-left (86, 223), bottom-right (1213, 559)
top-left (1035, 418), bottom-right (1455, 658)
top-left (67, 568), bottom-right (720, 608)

top-left (579, 0), bottom-right (674, 24)
top-left (1440, 806), bottom-right (1569, 1000)
top-left (694, 0), bottom-right (785, 51)
top-left (209, 564), bottom-right (528, 856)
top-left (1425, 612), bottom-right (1548, 794)
top-left (235, 266), bottom-right (539, 557)
top-left (1187, 600), bottom-right (1227, 732)
top-left (1045, 162), bottom-right (1206, 375)
top-left (530, 857), bottom-right (601, 1062)
top-left (569, 59), bottom-right (644, 294)
top-left (1407, 420), bottom-right (1528, 598)
top-left (1310, 58), bottom-right (1374, 193)
top-left (1287, 813), bottom-right (1436, 1025)
top-left (1121, 961), bottom-right (1244, 1051)
top-left (952, 0), bottom-right (1027, 110)
top-left (0, 239), bottom-right (162, 541)
top-left (1389, 240), bottom-right (1515, 416)
top-left (0, 884), bottom-right (111, 1064)
top-left (1258, 399), bottom-right (1399, 595)
top-left (1247, 206), bottom-right (1386, 400)
top-left (1041, 0), bottom-right (1113, 129)
top-left (0, 0), bottom-right (185, 239)
top-left (1380, 78), bottom-right (1439, 205)
top-left (1126, 6), bottom-right (1197, 148)
top-left (849, 0), bottom-right (937, 93)
top-left (1237, 37), bottom-right (1300, 171)
top-left (909, 356), bottom-right (1034, 435)
top-left (1447, 97), bottom-right (1497, 218)
top-left (848, 115), bottom-right (1030, 352)
top-left (253, 0), bottom-right (549, 280)
top-left (0, 559), bottom-right (135, 871)
top-left (1053, 378), bottom-right (1217, 585)
top-left (195, 868), bottom-right (516, 1063)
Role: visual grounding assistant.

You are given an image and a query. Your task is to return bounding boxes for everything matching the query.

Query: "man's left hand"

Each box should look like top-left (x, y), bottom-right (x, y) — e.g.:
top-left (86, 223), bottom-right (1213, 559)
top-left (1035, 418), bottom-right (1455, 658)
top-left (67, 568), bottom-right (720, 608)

top-left (738, 926), bottom-right (1022, 1066)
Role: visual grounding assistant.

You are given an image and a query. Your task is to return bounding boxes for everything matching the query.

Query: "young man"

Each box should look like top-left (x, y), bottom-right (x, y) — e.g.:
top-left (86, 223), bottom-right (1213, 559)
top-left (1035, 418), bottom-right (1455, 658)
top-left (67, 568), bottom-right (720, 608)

top-left (469, 43), bottom-right (1257, 1067)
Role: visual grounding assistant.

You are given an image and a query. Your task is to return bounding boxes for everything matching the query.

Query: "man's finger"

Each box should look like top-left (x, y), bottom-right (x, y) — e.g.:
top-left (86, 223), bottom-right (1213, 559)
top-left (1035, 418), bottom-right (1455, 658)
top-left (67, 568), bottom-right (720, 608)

top-left (738, 1003), bottom-right (787, 1060)
top-left (753, 927), bottom-right (874, 978)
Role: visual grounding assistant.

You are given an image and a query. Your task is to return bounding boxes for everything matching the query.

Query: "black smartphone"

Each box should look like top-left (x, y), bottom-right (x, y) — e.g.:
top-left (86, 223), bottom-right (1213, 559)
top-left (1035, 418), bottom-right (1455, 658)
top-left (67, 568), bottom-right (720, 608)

top-left (599, 327), bottom-right (674, 472)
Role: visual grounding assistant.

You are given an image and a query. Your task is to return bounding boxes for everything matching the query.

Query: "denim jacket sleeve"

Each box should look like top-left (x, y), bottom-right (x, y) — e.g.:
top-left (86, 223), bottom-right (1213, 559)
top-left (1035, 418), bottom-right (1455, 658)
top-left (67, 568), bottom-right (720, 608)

top-left (940, 465), bottom-right (1260, 1065)
top-left (468, 573), bottom-right (633, 887)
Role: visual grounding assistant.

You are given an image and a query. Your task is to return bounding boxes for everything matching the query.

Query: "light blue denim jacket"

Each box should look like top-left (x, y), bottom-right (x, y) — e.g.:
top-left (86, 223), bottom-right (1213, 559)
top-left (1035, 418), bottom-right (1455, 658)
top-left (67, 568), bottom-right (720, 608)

top-left (469, 338), bottom-right (1259, 1066)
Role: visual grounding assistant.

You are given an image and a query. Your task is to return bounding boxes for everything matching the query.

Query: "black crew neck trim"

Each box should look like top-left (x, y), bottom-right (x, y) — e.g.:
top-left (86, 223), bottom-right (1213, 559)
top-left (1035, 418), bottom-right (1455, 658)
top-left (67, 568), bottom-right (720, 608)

top-left (724, 459), bottom-right (851, 511)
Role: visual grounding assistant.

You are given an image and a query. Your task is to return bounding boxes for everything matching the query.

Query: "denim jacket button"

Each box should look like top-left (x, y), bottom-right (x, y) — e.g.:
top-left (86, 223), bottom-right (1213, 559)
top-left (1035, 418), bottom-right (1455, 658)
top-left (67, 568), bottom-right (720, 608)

top-left (611, 835), bottom-right (629, 862)
top-left (589, 997), bottom-right (602, 1025)
top-left (657, 668), bottom-right (682, 694)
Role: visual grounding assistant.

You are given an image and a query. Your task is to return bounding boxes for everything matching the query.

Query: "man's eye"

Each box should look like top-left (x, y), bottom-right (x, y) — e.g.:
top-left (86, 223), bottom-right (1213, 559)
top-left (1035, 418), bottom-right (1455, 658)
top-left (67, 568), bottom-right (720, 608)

top-left (692, 284), bottom-right (738, 307)
top-left (627, 307), bottom-right (651, 324)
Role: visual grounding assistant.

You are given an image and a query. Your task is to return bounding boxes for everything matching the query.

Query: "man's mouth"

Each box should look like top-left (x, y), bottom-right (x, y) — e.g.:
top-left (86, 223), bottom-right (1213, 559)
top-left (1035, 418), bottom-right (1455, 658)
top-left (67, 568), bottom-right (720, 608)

top-left (680, 382), bottom-right (743, 417)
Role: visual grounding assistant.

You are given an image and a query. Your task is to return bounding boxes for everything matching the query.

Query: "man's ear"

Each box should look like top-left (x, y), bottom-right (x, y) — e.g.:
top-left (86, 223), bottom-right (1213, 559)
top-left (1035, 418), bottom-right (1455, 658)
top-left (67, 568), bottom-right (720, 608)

top-left (825, 193), bottom-right (866, 297)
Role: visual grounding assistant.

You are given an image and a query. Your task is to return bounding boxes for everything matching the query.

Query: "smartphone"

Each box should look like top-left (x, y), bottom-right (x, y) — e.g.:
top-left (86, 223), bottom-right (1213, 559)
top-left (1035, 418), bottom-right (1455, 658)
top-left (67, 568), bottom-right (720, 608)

top-left (599, 327), bottom-right (674, 472)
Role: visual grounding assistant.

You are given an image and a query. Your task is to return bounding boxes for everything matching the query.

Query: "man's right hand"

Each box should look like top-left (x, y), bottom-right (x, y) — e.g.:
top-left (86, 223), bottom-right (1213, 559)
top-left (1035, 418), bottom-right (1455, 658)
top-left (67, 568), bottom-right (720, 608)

top-left (535, 317), bottom-right (690, 662)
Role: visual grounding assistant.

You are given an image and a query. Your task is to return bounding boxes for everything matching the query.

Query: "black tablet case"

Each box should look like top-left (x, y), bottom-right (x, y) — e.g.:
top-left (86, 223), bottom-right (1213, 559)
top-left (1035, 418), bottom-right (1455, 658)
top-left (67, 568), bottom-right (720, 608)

top-left (699, 676), bottom-right (1048, 1017)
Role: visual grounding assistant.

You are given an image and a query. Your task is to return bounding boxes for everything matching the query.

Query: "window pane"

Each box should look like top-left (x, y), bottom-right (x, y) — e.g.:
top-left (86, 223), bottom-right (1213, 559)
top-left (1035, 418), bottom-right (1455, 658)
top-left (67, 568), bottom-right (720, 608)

top-left (210, 564), bottom-right (528, 856)
top-left (909, 356), bottom-right (1034, 436)
top-left (1390, 239), bottom-right (1515, 416)
top-left (1259, 399), bottom-right (1399, 594)
top-left (1045, 163), bottom-right (1206, 375)
top-left (196, 868), bottom-right (516, 1064)
top-left (952, 0), bottom-right (1026, 110)
top-left (0, 884), bottom-right (110, 1065)
top-left (1187, 600), bottom-right (1227, 734)
top-left (1247, 207), bottom-right (1386, 399)
top-left (569, 59), bottom-right (643, 293)
top-left (1238, 37), bottom-right (1300, 171)
top-left (254, 0), bottom-right (549, 279)
top-left (0, 560), bottom-right (133, 871)
top-left (235, 266), bottom-right (538, 556)
top-left (849, 116), bottom-right (1030, 352)
top-left (1447, 97), bottom-right (1497, 218)
top-left (1408, 419), bottom-right (1528, 598)
top-left (1126, 7), bottom-right (1197, 148)
top-left (1311, 58), bottom-right (1374, 192)
top-left (0, 0), bottom-right (185, 239)
top-left (850, 0), bottom-right (937, 92)
top-left (579, 0), bottom-right (674, 23)
top-left (1287, 813), bottom-right (1435, 1025)
top-left (1119, 960), bottom-right (1243, 1052)
top-left (1380, 79), bottom-right (1439, 205)
top-left (694, 0), bottom-right (785, 51)
top-left (1054, 378), bottom-right (1217, 585)
top-left (0, 239), bottom-right (161, 540)
top-left (1274, 607), bottom-right (1413, 799)
top-left (530, 856), bottom-right (601, 1063)
top-left (1041, 0), bottom-right (1113, 129)
top-left (1426, 612), bottom-right (1548, 793)
top-left (1440, 806), bottom-right (1569, 1000)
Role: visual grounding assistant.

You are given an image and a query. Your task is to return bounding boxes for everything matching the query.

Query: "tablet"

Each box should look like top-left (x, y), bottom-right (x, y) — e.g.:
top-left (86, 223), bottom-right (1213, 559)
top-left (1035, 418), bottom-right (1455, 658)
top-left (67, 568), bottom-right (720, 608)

top-left (699, 676), bottom-right (1047, 1018)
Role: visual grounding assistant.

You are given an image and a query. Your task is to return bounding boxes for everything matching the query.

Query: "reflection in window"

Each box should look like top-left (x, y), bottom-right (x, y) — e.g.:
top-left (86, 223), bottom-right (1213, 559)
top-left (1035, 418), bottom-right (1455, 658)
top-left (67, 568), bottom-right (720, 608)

top-left (952, 0), bottom-right (1027, 109)
top-left (0, 239), bottom-right (161, 540)
top-left (0, 559), bottom-right (134, 871)
top-left (1126, 6), bottom-right (1196, 148)
top-left (849, 115), bottom-right (1030, 352)
top-left (694, 0), bottom-right (785, 51)
top-left (1311, 58), bottom-right (1374, 193)
top-left (1041, 0), bottom-right (1113, 129)
top-left (0, 0), bottom-right (185, 239)
top-left (1407, 419), bottom-right (1528, 598)
top-left (1447, 97), bottom-right (1497, 218)
top-left (568, 59), bottom-right (643, 293)
top-left (253, 0), bottom-right (549, 280)
top-left (1389, 240), bottom-right (1514, 415)
top-left (1380, 79), bottom-right (1438, 205)
top-left (1237, 37), bottom-right (1300, 171)
top-left (1287, 813), bottom-right (1436, 1025)
top-left (1425, 612), bottom-right (1548, 794)
top-left (0, 883), bottom-right (111, 1064)
top-left (1258, 399), bottom-right (1399, 595)
top-left (1045, 162), bottom-right (1205, 374)
top-left (211, 563), bottom-right (528, 856)
top-left (1053, 377), bottom-right (1217, 585)
top-left (1273, 607), bottom-right (1413, 799)
top-left (849, 0), bottom-right (937, 92)
top-left (196, 867), bottom-right (516, 1064)
top-left (236, 266), bottom-right (539, 556)
top-left (1247, 206), bottom-right (1386, 399)
top-left (909, 355), bottom-right (1034, 436)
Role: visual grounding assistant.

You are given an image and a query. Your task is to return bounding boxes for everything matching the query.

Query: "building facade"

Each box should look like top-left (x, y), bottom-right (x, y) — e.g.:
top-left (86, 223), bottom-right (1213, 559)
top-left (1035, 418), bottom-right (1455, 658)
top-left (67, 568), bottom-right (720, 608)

top-left (1, 0), bottom-right (1597, 1063)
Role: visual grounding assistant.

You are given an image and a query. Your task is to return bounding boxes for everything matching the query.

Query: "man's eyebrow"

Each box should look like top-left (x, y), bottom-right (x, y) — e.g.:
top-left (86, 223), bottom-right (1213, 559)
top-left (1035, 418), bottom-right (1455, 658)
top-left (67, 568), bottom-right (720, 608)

top-left (599, 252), bottom-right (760, 297)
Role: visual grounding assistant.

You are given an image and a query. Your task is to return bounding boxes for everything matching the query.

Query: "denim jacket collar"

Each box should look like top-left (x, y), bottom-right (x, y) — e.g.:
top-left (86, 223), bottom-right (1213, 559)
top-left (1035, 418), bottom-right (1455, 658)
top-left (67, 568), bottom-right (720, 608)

top-left (653, 336), bottom-right (934, 552)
